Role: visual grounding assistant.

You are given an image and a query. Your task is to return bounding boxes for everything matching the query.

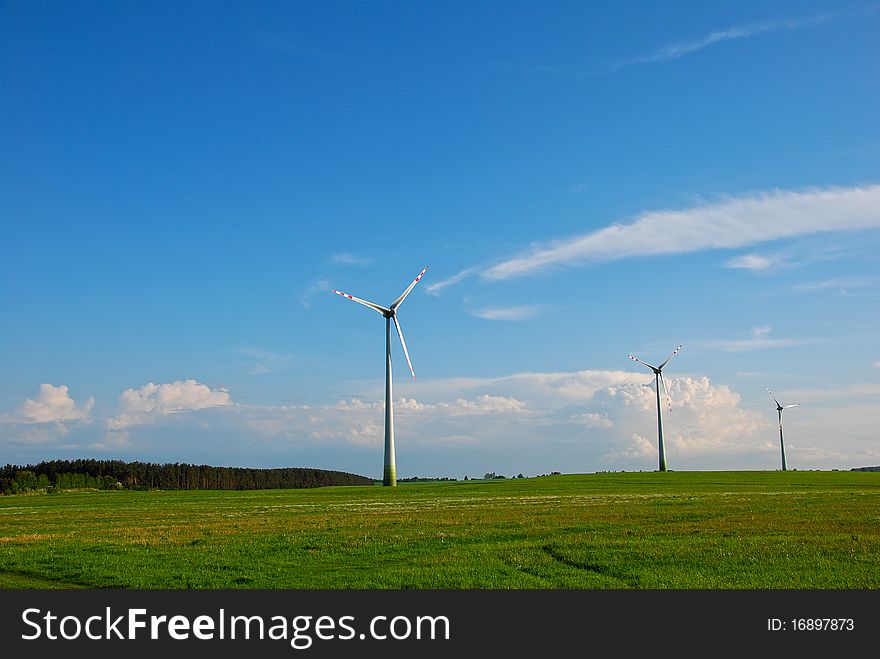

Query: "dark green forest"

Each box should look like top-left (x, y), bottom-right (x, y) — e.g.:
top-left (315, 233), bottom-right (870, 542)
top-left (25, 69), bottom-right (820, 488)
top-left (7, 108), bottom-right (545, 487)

top-left (0, 459), bottom-right (374, 494)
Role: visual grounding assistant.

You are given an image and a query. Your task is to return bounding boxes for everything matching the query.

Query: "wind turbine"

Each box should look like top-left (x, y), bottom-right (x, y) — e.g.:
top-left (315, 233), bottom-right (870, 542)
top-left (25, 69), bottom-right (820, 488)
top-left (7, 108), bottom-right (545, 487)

top-left (627, 345), bottom-right (683, 472)
top-left (331, 266), bottom-right (428, 487)
top-left (767, 388), bottom-right (799, 471)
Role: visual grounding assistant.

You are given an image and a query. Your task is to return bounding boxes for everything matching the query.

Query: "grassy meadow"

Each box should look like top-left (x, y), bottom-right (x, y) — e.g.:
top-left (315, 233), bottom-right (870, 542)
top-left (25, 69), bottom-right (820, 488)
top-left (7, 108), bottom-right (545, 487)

top-left (0, 471), bottom-right (878, 589)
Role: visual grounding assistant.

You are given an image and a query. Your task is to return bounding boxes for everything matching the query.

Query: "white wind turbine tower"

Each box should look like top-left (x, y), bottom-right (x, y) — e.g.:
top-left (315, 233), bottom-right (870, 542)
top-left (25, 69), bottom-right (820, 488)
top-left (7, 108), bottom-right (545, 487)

top-left (767, 388), bottom-right (799, 471)
top-left (331, 266), bottom-right (428, 487)
top-left (627, 345), bottom-right (683, 472)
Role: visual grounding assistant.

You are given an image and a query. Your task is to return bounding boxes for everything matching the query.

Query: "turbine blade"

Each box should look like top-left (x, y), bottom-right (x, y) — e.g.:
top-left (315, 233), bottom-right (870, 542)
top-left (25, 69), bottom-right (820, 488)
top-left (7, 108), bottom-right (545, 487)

top-left (767, 388), bottom-right (781, 407)
top-left (393, 316), bottom-right (416, 380)
top-left (627, 354), bottom-right (657, 371)
top-left (390, 266), bottom-right (429, 310)
top-left (784, 403), bottom-right (799, 409)
top-left (661, 373), bottom-right (672, 411)
top-left (658, 344), bottom-right (683, 370)
top-left (331, 289), bottom-right (390, 316)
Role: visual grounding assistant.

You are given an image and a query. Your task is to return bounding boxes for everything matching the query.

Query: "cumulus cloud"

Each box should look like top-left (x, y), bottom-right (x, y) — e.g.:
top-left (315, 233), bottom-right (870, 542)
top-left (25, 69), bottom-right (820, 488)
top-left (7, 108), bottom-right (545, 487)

top-left (239, 393), bottom-right (531, 449)
top-left (571, 412), bottom-right (614, 429)
top-left (434, 394), bottom-right (529, 416)
top-left (604, 434), bottom-right (657, 462)
top-left (482, 184), bottom-right (880, 280)
top-left (17, 384), bottom-right (94, 424)
top-left (598, 375), bottom-right (769, 466)
top-left (107, 379), bottom-right (231, 430)
top-left (0, 384), bottom-right (95, 447)
top-left (235, 368), bottom-right (770, 470)
top-left (330, 394), bottom-right (529, 418)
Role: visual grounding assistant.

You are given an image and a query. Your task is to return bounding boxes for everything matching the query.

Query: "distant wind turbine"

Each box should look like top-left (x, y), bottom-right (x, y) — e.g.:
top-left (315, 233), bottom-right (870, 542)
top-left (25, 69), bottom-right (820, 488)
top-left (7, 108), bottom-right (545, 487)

top-left (767, 388), bottom-right (799, 471)
top-left (627, 345), bottom-right (683, 472)
top-left (331, 266), bottom-right (429, 486)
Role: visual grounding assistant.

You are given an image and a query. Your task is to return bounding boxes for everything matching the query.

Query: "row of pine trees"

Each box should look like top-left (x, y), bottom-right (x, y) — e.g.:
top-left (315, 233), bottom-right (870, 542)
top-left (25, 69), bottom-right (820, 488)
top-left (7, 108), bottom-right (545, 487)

top-left (0, 459), bottom-right (373, 494)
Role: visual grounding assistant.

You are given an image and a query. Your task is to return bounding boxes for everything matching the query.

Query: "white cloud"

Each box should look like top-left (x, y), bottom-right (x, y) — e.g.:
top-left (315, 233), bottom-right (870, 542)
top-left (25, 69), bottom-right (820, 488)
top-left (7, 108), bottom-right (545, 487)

top-left (793, 277), bottom-right (878, 292)
top-left (299, 278), bottom-right (332, 309)
top-left (424, 268), bottom-right (476, 296)
top-left (17, 384), bottom-right (94, 424)
top-left (470, 305), bottom-right (542, 321)
top-left (0, 384), bottom-right (94, 446)
top-left (255, 369), bottom-right (767, 468)
top-left (331, 252), bottom-right (371, 266)
top-left (408, 369), bottom-right (651, 407)
top-left (708, 337), bottom-right (804, 352)
top-left (435, 394), bottom-right (529, 416)
top-left (482, 184), bottom-right (880, 280)
top-left (873, 361), bottom-right (880, 369)
top-left (779, 383), bottom-right (880, 403)
top-left (705, 325), bottom-right (813, 352)
top-left (328, 394), bottom-right (529, 418)
top-left (599, 375), bottom-right (768, 463)
top-left (236, 347), bottom-right (293, 375)
top-left (237, 393), bottom-right (530, 450)
top-left (725, 252), bottom-right (785, 271)
top-left (4, 369), bottom-right (871, 473)
top-left (610, 13), bottom-right (832, 70)
top-left (107, 379), bottom-right (231, 430)
top-left (604, 433), bottom-right (657, 462)
top-left (571, 412), bottom-right (613, 429)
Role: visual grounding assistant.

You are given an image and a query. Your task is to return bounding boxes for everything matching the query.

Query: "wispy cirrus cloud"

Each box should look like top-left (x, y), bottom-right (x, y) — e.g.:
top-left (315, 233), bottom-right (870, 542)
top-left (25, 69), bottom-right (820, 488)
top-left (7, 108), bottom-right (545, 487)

top-left (299, 277), bottom-right (332, 309)
top-left (604, 13), bottom-right (833, 72)
top-left (236, 347), bottom-right (294, 375)
top-left (793, 277), bottom-right (878, 293)
top-left (705, 325), bottom-right (814, 353)
top-left (482, 184), bottom-right (880, 281)
top-left (470, 304), bottom-right (542, 321)
top-left (330, 252), bottom-right (371, 266)
top-left (424, 267), bottom-right (477, 296)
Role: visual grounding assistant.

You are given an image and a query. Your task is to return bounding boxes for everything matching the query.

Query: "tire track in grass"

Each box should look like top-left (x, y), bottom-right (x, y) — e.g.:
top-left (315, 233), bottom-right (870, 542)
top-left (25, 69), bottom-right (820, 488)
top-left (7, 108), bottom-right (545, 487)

top-left (541, 545), bottom-right (642, 588)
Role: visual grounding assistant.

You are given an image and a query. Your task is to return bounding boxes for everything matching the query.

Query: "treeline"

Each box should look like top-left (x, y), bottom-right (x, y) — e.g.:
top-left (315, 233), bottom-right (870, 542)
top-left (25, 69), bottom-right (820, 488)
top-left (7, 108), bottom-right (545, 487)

top-left (397, 476), bottom-right (458, 482)
top-left (0, 459), bottom-right (373, 495)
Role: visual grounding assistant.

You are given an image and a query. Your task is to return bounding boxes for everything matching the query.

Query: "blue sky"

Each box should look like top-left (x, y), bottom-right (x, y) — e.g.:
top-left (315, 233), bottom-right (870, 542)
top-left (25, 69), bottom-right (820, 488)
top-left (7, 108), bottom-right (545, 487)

top-left (2, 0), bottom-right (878, 478)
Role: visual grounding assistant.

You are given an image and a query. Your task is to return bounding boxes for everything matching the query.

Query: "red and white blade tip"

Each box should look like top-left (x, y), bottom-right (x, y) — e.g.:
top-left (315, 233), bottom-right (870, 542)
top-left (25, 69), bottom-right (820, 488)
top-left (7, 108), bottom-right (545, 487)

top-left (390, 266), bottom-right (430, 310)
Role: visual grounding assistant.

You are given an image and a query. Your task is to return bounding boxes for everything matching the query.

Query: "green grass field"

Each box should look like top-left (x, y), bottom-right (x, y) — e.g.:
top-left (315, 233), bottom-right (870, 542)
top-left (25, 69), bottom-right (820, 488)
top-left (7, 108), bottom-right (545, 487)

top-left (1, 471), bottom-right (877, 589)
